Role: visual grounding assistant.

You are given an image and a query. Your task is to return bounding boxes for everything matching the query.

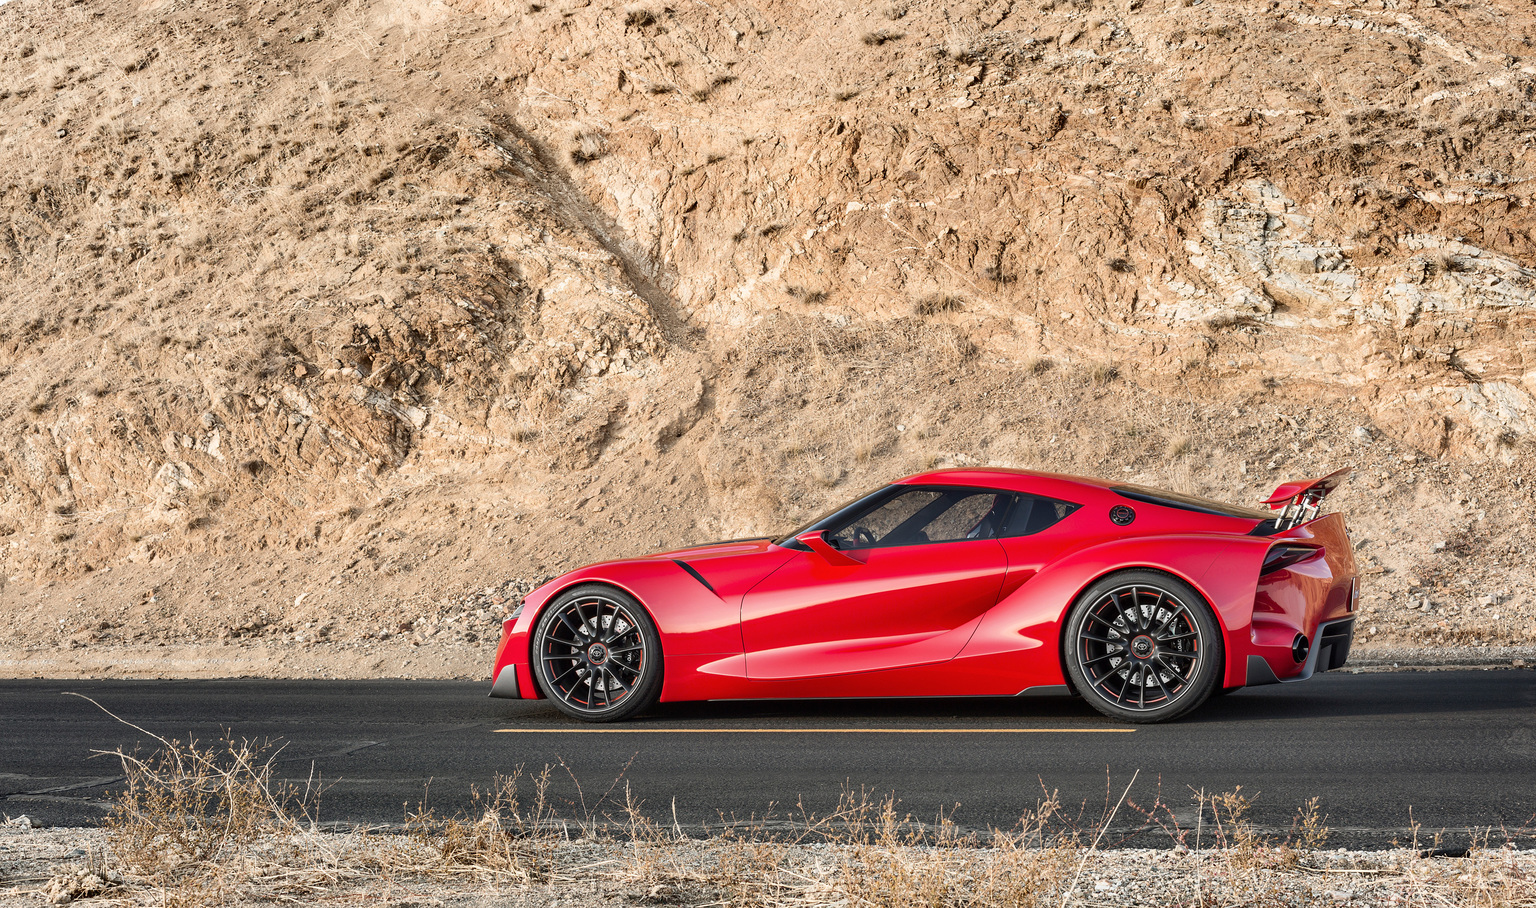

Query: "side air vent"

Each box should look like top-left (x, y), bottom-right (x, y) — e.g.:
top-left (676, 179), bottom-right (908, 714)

top-left (672, 560), bottom-right (717, 594)
top-left (1261, 544), bottom-right (1321, 576)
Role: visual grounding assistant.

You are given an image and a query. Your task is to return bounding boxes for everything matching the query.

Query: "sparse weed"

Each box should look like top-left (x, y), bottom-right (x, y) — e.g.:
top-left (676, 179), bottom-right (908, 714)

top-left (1291, 795), bottom-right (1330, 851)
top-left (569, 130), bottom-right (608, 164)
top-left (862, 28), bottom-right (904, 46)
top-left (1089, 362), bottom-right (1120, 386)
top-left (914, 293), bottom-right (964, 317)
top-left (622, 4), bottom-right (656, 28)
top-left (397, 767), bottom-right (559, 882)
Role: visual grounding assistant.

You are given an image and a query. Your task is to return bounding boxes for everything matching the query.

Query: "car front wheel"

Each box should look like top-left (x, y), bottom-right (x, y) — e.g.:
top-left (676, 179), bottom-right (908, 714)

top-left (531, 584), bottom-right (663, 722)
top-left (1063, 570), bottom-right (1223, 723)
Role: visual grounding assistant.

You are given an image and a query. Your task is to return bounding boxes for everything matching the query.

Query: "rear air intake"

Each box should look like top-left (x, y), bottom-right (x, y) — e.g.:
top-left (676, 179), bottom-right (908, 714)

top-left (1261, 544), bottom-right (1320, 576)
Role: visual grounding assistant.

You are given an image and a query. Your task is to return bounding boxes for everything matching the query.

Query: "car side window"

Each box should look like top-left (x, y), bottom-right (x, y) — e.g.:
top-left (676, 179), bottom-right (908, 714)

top-left (829, 488), bottom-right (1017, 549)
top-left (920, 492), bottom-right (1011, 543)
top-left (827, 489), bottom-right (943, 549)
top-left (999, 494), bottom-right (1081, 537)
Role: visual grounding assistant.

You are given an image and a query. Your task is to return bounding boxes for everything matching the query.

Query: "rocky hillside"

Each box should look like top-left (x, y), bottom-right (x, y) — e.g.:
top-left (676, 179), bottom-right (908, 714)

top-left (1, 0), bottom-right (1533, 669)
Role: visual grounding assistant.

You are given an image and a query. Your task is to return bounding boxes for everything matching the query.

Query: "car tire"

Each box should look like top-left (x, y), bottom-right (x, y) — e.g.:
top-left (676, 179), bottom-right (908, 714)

top-left (530, 583), bottom-right (663, 722)
top-left (1063, 570), bottom-right (1224, 724)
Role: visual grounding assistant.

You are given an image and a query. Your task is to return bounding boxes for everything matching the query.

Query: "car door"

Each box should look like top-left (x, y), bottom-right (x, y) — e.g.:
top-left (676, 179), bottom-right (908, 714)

top-left (991, 493), bottom-right (1086, 598)
top-left (741, 487), bottom-right (1014, 680)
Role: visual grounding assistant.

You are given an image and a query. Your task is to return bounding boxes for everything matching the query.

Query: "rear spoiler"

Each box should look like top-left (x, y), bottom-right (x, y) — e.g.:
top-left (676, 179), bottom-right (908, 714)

top-left (1262, 468), bottom-right (1351, 531)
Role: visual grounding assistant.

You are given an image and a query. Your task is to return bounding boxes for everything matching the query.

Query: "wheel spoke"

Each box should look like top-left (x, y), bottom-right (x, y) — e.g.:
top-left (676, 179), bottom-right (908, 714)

top-left (583, 668), bottom-right (602, 708)
top-left (604, 667), bottom-right (631, 697)
top-left (1149, 662), bottom-right (1175, 703)
top-left (1110, 669), bottom-right (1130, 705)
top-left (556, 609), bottom-right (585, 641)
top-left (1083, 651), bottom-right (1122, 667)
top-left (1081, 633), bottom-right (1126, 648)
top-left (1086, 611), bottom-right (1120, 631)
top-left (1151, 604), bottom-right (1187, 639)
top-left (1109, 588), bottom-right (1132, 628)
top-left (1153, 653), bottom-right (1192, 684)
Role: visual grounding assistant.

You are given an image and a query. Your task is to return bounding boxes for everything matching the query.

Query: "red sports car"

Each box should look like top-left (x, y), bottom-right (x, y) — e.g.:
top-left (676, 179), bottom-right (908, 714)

top-left (489, 467), bottom-right (1358, 723)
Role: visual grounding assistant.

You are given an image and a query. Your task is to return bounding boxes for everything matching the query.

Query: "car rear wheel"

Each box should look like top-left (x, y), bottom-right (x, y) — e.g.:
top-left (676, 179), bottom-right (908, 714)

top-left (1063, 570), bottom-right (1223, 724)
top-left (531, 584), bottom-right (663, 722)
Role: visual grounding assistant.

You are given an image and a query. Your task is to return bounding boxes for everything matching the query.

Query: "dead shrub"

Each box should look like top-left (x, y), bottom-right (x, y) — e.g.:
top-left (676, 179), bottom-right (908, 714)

top-left (569, 130), bottom-right (607, 164)
top-left (1089, 362), bottom-right (1120, 386)
top-left (78, 692), bottom-right (319, 906)
top-left (397, 766), bottom-right (559, 882)
top-left (622, 5), bottom-right (656, 27)
top-left (914, 293), bottom-right (964, 317)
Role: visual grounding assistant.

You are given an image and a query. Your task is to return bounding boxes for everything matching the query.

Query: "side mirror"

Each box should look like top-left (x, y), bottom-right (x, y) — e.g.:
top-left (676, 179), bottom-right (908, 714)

top-left (795, 530), bottom-right (863, 567)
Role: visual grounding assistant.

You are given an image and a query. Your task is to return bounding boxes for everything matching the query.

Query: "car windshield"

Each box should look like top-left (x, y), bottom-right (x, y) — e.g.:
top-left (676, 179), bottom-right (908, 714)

top-left (774, 486), bottom-right (895, 547)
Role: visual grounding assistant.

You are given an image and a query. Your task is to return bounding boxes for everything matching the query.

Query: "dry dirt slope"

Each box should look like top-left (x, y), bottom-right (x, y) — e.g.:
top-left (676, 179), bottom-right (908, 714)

top-left (0, 0), bottom-right (1534, 676)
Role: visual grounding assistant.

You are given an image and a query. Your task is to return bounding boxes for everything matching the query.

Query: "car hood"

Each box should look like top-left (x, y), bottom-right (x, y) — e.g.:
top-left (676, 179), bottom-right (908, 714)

top-left (650, 537), bottom-right (780, 561)
top-left (644, 537), bottom-right (793, 598)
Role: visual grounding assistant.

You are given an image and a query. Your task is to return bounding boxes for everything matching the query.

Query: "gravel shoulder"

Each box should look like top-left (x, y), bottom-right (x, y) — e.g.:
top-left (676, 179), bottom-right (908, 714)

top-left (2, 824), bottom-right (1534, 908)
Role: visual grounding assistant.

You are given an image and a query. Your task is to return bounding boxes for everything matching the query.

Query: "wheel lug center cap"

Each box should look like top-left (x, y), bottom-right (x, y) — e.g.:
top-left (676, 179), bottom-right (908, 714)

top-left (1130, 635), bottom-right (1155, 659)
top-left (586, 642), bottom-right (608, 665)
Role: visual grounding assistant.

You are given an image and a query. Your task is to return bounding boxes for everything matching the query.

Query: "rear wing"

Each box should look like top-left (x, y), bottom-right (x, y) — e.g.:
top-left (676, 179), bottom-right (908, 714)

top-left (1262, 468), bottom-right (1351, 531)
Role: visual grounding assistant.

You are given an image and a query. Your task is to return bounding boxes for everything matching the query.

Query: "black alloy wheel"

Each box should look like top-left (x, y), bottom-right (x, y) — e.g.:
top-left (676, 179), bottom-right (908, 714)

top-left (1063, 570), bottom-right (1223, 723)
top-left (531, 584), bottom-right (663, 722)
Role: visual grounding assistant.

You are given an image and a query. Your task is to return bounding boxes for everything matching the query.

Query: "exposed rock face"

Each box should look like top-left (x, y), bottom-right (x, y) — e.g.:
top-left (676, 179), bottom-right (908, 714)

top-left (0, 0), bottom-right (1533, 661)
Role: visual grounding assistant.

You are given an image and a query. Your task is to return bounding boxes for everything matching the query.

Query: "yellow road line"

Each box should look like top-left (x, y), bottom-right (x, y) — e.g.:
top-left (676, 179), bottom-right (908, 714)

top-left (493, 727), bottom-right (1134, 734)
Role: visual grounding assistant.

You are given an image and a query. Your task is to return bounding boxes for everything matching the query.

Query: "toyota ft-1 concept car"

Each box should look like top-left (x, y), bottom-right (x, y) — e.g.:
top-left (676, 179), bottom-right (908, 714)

top-left (490, 467), bottom-right (1358, 723)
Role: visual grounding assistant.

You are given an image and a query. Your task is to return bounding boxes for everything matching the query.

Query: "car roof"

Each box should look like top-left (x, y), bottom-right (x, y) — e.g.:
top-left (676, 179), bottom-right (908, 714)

top-left (897, 467), bottom-right (1272, 523)
top-left (895, 467), bottom-right (1118, 497)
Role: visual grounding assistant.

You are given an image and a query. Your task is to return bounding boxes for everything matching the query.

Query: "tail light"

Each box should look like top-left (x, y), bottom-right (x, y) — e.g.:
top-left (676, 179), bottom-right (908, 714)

top-left (1261, 544), bottom-right (1322, 576)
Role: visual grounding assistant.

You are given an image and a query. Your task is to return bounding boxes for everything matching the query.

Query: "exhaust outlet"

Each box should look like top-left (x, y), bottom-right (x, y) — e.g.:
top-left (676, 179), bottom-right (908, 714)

top-left (1292, 633), bottom-right (1310, 664)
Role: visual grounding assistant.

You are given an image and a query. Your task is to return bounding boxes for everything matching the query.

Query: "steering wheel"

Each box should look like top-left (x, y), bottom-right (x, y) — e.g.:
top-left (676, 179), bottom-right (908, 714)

top-left (851, 525), bottom-right (878, 547)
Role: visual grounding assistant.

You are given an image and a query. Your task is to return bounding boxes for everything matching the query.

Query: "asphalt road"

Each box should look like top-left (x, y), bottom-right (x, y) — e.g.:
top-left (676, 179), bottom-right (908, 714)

top-left (3, 670), bottom-right (1534, 848)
